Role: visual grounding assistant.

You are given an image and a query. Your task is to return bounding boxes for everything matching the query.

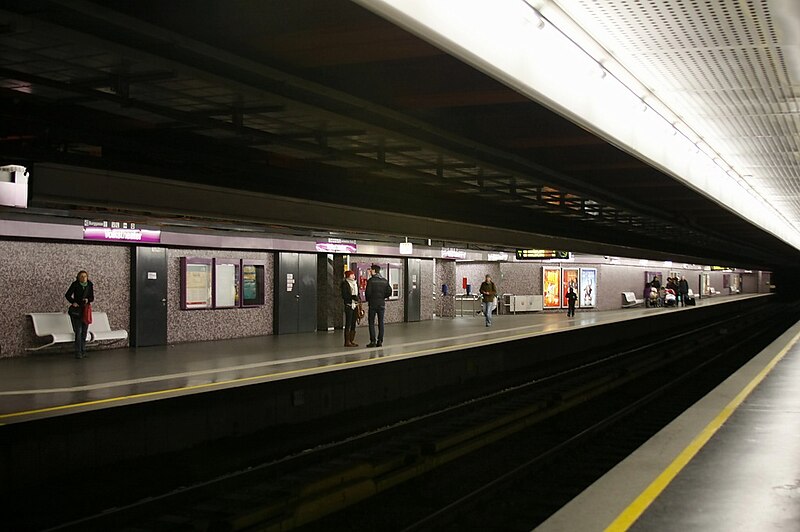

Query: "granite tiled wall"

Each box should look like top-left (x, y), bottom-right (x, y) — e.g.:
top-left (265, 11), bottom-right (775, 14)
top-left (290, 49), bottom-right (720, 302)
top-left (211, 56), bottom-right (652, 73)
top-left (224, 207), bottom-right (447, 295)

top-left (499, 262), bottom-right (542, 296)
top-left (436, 259), bottom-right (456, 317)
top-left (455, 262), bottom-right (501, 295)
top-left (0, 240), bottom-right (130, 357)
top-left (167, 249), bottom-right (273, 343)
top-left (420, 259), bottom-right (434, 320)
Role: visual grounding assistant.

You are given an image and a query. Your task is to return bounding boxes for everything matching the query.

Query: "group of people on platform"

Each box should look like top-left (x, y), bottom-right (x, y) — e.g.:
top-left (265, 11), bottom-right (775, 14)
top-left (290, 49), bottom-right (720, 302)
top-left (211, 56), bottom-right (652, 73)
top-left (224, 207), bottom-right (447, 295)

top-left (645, 275), bottom-right (691, 308)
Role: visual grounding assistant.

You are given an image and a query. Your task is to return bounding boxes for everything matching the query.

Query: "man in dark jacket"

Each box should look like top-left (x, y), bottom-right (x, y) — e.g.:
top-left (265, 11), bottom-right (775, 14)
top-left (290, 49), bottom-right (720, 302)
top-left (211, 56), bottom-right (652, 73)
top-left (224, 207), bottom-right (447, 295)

top-left (365, 264), bottom-right (392, 347)
top-left (678, 275), bottom-right (690, 307)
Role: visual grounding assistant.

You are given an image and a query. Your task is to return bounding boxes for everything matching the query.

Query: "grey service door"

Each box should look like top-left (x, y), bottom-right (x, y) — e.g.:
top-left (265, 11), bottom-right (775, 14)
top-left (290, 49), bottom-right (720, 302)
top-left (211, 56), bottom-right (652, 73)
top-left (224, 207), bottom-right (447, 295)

top-left (132, 246), bottom-right (168, 346)
top-left (405, 258), bottom-right (421, 322)
top-left (275, 252), bottom-right (318, 334)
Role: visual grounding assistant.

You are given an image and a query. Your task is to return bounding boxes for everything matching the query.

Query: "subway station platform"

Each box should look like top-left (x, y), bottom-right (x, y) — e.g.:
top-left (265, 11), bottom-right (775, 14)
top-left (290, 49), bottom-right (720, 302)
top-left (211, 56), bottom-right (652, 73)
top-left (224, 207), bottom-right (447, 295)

top-left (537, 305), bottom-right (800, 531)
top-left (0, 293), bottom-right (765, 426)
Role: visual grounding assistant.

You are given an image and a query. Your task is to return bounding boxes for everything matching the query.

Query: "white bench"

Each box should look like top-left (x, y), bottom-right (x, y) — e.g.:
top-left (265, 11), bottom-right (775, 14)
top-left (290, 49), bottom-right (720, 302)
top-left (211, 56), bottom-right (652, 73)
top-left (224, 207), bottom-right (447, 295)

top-left (708, 287), bottom-right (719, 296)
top-left (88, 312), bottom-right (128, 343)
top-left (28, 312), bottom-right (75, 350)
top-left (28, 311), bottom-right (127, 350)
top-left (621, 291), bottom-right (644, 308)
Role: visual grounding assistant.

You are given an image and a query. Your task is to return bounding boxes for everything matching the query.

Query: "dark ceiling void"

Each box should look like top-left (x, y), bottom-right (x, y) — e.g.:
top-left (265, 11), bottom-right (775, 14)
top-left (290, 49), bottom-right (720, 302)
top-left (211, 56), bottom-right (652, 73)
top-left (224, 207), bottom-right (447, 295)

top-left (0, 0), bottom-right (796, 269)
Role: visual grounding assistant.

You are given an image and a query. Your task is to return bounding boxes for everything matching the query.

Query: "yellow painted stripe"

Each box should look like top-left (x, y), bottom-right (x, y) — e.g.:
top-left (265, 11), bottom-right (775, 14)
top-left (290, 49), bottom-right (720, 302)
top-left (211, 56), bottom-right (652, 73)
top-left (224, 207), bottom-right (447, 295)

top-left (606, 328), bottom-right (800, 531)
top-left (0, 333), bottom-right (512, 422)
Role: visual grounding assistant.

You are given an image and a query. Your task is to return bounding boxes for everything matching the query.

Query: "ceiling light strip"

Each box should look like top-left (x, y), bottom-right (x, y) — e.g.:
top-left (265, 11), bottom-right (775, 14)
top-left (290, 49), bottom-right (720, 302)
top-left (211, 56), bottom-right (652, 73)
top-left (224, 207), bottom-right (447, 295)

top-left (356, 0), bottom-right (800, 251)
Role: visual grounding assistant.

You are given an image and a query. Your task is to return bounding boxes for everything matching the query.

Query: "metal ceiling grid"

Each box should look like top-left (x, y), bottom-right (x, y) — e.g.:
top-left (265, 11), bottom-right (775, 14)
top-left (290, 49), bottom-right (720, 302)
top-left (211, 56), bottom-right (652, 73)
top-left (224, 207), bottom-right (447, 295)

top-left (0, 4), bottom-right (738, 255)
top-left (555, 0), bottom-right (800, 228)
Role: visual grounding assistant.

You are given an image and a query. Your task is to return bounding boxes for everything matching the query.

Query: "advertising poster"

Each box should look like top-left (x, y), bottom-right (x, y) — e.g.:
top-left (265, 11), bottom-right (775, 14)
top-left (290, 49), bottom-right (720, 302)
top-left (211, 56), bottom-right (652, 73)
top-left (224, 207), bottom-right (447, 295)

top-left (579, 268), bottom-right (597, 308)
top-left (645, 270), bottom-right (663, 288)
top-left (242, 265), bottom-right (257, 300)
top-left (185, 263), bottom-right (212, 309)
top-left (561, 268), bottom-right (579, 307)
top-left (543, 267), bottom-right (561, 308)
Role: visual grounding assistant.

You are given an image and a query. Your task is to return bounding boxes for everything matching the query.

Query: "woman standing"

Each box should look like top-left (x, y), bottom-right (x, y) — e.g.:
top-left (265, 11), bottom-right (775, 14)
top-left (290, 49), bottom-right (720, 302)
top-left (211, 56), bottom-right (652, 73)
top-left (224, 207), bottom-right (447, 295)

top-left (340, 270), bottom-right (359, 347)
top-left (65, 270), bottom-right (94, 358)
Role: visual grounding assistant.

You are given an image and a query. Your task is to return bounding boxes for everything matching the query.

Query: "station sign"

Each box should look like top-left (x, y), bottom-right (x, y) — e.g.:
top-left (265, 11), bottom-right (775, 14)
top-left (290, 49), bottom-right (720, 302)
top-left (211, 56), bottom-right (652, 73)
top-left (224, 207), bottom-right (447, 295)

top-left (441, 248), bottom-right (466, 259)
top-left (515, 249), bottom-right (570, 260)
top-left (83, 219), bottom-right (161, 243)
top-left (316, 238), bottom-right (357, 253)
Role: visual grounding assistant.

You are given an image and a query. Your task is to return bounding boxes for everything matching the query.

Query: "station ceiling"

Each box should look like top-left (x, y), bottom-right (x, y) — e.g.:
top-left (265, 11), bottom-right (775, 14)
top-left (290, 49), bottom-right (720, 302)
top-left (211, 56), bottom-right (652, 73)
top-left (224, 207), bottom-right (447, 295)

top-left (0, 0), bottom-right (797, 269)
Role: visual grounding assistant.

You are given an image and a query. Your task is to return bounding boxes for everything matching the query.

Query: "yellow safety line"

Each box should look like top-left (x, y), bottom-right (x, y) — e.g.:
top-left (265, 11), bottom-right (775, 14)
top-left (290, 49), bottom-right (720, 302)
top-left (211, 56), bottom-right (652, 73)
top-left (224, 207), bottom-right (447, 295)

top-left (0, 333), bottom-right (518, 422)
top-left (605, 328), bottom-right (800, 531)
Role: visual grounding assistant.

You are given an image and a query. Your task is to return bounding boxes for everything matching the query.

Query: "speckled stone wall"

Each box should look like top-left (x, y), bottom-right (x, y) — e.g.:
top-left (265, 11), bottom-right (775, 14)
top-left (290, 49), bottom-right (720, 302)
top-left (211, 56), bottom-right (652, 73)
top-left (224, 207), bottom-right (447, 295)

top-left (455, 262), bottom-right (502, 295)
top-left (420, 259), bottom-right (434, 320)
top-left (330, 255), bottom-right (346, 329)
top-left (499, 262), bottom-right (542, 296)
top-left (436, 259), bottom-right (456, 317)
top-left (0, 239), bottom-right (130, 357)
top-left (167, 249), bottom-right (273, 343)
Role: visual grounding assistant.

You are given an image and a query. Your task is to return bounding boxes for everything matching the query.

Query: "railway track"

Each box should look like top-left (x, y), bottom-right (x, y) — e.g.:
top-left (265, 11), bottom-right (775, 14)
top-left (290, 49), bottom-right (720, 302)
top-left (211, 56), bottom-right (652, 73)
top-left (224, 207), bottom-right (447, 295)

top-left (39, 301), bottom-right (797, 532)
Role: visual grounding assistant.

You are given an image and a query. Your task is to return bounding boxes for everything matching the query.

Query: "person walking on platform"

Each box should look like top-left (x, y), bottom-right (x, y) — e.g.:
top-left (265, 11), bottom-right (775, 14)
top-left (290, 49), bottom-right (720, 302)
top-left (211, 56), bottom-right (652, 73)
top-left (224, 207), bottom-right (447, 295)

top-left (65, 270), bottom-right (94, 359)
top-left (479, 274), bottom-right (498, 327)
top-left (365, 264), bottom-right (392, 347)
top-left (340, 270), bottom-right (360, 347)
top-left (679, 275), bottom-right (690, 307)
top-left (566, 286), bottom-right (578, 317)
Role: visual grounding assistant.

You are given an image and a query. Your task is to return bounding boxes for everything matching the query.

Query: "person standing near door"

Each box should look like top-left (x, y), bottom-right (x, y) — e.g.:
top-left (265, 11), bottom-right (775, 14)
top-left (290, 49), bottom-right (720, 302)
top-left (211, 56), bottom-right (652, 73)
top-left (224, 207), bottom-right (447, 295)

top-left (340, 270), bottom-right (360, 347)
top-left (65, 270), bottom-right (94, 359)
top-left (365, 264), bottom-right (392, 347)
top-left (479, 274), bottom-right (497, 327)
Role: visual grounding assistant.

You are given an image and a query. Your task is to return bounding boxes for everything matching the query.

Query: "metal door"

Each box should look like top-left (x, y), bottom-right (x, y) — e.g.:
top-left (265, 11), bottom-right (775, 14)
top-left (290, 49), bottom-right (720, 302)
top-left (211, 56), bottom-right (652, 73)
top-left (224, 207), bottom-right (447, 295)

top-left (132, 246), bottom-right (168, 346)
top-left (275, 252), bottom-right (318, 334)
top-left (405, 258), bottom-right (421, 322)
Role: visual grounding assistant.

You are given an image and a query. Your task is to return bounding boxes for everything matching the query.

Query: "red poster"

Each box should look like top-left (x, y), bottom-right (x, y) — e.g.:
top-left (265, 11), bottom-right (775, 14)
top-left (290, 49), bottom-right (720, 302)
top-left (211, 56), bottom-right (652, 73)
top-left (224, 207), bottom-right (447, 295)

top-left (543, 267), bottom-right (561, 308)
top-left (562, 268), bottom-right (579, 307)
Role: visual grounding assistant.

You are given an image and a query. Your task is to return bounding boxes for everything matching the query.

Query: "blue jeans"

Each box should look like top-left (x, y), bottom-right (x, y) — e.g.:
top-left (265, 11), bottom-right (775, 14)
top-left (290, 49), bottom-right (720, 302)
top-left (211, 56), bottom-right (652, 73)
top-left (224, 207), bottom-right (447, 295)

top-left (70, 315), bottom-right (89, 355)
top-left (368, 306), bottom-right (385, 343)
top-left (483, 301), bottom-right (495, 325)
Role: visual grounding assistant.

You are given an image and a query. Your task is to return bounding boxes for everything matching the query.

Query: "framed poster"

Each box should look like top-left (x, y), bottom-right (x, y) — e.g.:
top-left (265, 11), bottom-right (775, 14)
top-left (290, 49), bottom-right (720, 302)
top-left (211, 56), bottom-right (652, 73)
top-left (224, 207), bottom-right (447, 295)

top-left (543, 267), bottom-right (561, 308)
top-left (562, 268), bottom-right (579, 307)
top-left (241, 260), bottom-right (265, 307)
top-left (181, 257), bottom-right (212, 310)
top-left (579, 268), bottom-right (597, 308)
top-left (645, 270), bottom-right (663, 288)
top-left (213, 259), bottom-right (240, 308)
top-left (388, 263), bottom-right (401, 300)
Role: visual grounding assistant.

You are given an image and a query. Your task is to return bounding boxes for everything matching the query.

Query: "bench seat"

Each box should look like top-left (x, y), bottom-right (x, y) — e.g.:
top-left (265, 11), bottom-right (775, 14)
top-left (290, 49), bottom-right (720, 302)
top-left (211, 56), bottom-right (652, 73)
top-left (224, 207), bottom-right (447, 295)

top-left (88, 312), bottom-right (128, 342)
top-left (28, 311), bottom-right (127, 351)
top-left (28, 312), bottom-right (75, 350)
top-left (621, 291), bottom-right (644, 308)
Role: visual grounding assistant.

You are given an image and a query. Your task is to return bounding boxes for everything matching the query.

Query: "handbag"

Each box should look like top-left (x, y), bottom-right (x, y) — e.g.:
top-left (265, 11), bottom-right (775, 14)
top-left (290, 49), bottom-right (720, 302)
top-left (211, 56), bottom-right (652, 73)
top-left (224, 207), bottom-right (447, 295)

top-left (82, 303), bottom-right (93, 325)
top-left (355, 302), bottom-right (365, 324)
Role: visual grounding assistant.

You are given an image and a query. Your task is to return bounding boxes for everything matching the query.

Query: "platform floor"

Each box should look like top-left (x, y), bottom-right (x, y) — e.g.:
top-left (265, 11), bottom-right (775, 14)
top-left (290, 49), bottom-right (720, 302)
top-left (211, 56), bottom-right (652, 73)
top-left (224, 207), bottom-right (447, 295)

top-left (537, 305), bottom-right (800, 532)
top-left (0, 294), bottom-right (763, 425)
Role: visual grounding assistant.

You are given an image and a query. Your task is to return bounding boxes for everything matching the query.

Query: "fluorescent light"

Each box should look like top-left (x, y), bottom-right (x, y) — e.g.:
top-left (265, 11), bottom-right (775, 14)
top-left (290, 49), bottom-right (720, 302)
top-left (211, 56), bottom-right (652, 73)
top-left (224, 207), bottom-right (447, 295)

top-left (356, 0), bottom-right (800, 251)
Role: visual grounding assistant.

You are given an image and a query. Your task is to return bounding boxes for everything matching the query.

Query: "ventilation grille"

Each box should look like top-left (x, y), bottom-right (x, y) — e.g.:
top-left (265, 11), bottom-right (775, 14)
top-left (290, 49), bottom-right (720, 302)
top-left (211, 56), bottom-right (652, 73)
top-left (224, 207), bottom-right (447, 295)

top-left (555, 0), bottom-right (800, 225)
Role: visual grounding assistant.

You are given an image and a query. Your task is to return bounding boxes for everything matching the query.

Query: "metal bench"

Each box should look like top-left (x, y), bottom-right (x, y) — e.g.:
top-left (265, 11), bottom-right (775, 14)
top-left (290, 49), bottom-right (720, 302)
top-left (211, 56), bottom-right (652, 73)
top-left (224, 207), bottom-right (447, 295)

top-left (621, 291), bottom-right (644, 308)
top-left (27, 312), bottom-right (75, 350)
top-left (88, 312), bottom-right (128, 343)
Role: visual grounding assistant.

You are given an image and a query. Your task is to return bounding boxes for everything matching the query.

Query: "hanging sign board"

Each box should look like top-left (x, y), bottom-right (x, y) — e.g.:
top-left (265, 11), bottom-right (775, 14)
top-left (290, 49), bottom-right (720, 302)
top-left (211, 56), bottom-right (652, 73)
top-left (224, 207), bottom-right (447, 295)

top-left (515, 249), bottom-right (570, 260)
